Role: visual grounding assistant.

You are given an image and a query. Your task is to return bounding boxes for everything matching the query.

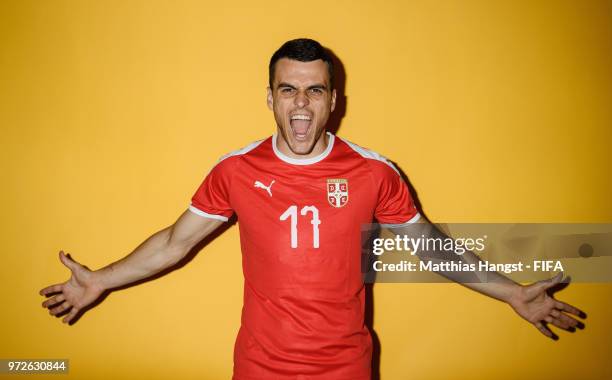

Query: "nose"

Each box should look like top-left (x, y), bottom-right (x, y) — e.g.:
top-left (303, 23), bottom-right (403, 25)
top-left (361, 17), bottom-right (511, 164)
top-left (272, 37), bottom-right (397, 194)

top-left (294, 90), bottom-right (310, 108)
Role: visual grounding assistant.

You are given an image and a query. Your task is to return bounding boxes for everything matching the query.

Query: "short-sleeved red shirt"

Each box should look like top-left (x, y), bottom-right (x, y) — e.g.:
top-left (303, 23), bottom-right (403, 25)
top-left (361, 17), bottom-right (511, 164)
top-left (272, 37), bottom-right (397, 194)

top-left (190, 132), bottom-right (420, 380)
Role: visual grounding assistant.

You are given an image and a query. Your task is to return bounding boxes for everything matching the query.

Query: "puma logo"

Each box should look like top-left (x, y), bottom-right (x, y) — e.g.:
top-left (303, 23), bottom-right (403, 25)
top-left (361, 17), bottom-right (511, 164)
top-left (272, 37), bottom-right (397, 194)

top-left (254, 180), bottom-right (275, 197)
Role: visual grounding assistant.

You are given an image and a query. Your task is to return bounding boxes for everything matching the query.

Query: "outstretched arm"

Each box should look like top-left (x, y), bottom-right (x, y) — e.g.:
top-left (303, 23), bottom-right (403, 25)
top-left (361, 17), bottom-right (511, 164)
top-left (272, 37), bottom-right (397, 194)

top-left (388, 220), bottom-right (585, 339)
top-left (39, 209), bottom-right (223, 323)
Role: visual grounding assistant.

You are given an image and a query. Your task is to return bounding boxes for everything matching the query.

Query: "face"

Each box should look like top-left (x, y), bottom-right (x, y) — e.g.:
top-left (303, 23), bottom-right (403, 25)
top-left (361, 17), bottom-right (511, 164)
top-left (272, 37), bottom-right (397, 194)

top-left (267, 58), bottom-right (336, 158)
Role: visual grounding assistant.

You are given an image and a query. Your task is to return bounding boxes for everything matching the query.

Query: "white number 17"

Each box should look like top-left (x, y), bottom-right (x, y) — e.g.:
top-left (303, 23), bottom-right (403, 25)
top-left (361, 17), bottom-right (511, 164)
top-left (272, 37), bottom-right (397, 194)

top-left (279, 205), bottom-right (320, 249)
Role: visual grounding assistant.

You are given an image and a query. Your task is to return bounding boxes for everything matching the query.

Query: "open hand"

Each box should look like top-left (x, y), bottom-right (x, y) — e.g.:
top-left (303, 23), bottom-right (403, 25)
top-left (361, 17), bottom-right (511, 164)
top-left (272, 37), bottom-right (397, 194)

top-left (508, 272), bottom-right (585, 339)
top-left (39, 251), bottom-right (105, 324)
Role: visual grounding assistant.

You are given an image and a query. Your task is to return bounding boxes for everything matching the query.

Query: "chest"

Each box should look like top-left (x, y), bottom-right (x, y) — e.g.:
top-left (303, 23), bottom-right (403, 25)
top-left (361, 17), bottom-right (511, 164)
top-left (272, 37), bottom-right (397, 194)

top-left (230, 164), bottom-right (378, 238)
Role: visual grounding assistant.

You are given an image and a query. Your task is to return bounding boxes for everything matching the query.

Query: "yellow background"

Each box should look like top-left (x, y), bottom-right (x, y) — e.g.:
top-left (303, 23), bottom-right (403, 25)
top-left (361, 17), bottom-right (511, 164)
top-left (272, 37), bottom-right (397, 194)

top-left (1, 0), bottom-right (611, 379)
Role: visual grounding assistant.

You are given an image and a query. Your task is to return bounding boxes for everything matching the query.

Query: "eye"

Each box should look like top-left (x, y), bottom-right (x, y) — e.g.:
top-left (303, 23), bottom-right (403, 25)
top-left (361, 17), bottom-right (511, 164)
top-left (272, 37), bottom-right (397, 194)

top-left (280, 87), bottom-right (295, 94)
top-left (309, 88), bottom-right (324, 95)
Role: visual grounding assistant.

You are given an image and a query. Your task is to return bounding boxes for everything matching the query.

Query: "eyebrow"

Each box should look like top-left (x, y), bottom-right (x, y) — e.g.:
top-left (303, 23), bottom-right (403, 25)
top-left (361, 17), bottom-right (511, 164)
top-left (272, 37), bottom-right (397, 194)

top-left (277, 82), bottom-right (328, 91)
top-left (277, 82), bottom-right (295, 89)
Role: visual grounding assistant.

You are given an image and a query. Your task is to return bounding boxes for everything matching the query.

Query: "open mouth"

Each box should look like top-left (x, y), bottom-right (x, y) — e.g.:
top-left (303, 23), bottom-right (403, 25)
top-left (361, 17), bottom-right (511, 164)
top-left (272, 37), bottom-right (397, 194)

top-left (289, 114), bottom-right (312, 141)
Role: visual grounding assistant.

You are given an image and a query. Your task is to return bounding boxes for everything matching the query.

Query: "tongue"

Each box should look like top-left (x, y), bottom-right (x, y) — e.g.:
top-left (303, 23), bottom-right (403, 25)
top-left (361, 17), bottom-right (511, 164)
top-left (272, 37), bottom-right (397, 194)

top-left (291, 119), bottom-right (310, 135)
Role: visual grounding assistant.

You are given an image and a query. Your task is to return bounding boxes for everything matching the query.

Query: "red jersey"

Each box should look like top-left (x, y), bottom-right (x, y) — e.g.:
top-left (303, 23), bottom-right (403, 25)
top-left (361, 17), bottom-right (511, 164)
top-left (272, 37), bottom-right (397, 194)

top-left (190, 132), bottom-right (420, 380)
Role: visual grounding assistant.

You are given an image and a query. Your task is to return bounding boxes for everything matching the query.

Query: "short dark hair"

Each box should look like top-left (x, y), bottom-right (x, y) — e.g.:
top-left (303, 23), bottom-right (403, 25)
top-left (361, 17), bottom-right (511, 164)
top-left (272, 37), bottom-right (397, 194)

top-left (269, 38), bottom-right (334, 90)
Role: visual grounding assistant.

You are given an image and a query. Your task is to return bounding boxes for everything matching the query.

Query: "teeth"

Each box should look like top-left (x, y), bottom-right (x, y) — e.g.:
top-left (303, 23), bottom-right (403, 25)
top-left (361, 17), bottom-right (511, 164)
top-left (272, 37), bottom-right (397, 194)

top-left (291, 114), bottom-right (311, 120)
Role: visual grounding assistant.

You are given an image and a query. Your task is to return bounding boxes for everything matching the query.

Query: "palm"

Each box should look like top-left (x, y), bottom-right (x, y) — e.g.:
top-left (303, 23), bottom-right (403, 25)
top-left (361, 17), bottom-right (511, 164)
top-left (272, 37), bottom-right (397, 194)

top-left (63, 267), bottom-right (101, 308)
top-left (40, 251), bottom-right (105, 324)
top-left (508, 273), bottom-right (585, 339)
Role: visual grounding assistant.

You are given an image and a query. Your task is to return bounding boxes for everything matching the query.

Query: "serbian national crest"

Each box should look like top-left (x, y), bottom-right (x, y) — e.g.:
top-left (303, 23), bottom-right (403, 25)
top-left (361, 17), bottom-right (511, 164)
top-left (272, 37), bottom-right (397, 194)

top-left (327, 179), bottom-right (349, 208)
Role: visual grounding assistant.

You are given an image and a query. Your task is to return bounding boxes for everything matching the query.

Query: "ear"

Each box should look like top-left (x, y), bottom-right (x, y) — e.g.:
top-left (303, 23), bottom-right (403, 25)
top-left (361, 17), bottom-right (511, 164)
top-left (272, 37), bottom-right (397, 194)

top-left (267, 87), bottom-right (273, 110)
top-left (330, 89), bottom-right (337, 112)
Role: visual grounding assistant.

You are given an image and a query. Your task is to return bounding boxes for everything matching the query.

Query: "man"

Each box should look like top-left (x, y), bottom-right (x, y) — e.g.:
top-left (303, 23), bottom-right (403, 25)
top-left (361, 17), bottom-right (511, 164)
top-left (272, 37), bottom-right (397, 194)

top-left (40, 39), bottom-right (584, 380)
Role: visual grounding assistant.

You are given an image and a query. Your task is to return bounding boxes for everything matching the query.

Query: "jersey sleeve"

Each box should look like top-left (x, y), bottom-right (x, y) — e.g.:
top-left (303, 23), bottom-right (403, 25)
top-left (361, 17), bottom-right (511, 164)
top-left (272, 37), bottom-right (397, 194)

top-left (188, 157), bottom-right (237, 222)
top-left (372, 161), bottom-right (420, 226)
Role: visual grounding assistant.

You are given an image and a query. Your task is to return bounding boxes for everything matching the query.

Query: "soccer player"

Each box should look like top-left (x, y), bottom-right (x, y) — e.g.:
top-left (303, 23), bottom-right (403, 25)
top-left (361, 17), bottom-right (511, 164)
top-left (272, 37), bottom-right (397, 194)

top-left (40, 39), bottom-right (585, 380)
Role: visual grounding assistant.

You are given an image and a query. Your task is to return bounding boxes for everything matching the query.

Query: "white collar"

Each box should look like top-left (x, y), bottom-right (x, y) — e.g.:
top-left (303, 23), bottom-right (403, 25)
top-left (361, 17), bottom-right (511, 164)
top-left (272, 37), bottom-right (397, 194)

top-left (272, 132), bottom-right (335, 165)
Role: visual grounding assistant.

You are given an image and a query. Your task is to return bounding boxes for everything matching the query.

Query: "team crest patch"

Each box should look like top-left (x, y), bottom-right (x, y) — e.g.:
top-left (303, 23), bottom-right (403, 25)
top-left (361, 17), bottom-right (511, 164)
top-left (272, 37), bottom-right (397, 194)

top-left (327, 179), bottom-right (349, 208)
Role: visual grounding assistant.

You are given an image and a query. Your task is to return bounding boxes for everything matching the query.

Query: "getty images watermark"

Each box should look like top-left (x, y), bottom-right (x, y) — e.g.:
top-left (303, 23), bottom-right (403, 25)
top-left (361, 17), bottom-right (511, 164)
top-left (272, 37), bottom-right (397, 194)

top-left (361, 223), bottom-right (612, 283)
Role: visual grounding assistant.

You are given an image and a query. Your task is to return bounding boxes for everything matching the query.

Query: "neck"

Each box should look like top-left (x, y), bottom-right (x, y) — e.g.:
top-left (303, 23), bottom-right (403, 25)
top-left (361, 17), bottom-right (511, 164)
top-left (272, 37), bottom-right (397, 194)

top-left (275, 129), bottom-right (329, 159)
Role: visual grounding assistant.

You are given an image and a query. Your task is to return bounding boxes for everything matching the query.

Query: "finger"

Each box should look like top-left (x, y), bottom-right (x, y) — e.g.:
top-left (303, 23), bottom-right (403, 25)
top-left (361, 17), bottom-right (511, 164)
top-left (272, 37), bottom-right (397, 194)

top-left (525, 272), bottom-right (563, 298)
top-left (49, 302), bottom-right (72, 316)
top-left (59, 250), bottom-right (79, 271)
top-left (534, 322), bottom-right (554, 339)
top-left (555, 300), bottom-right (585, 318)
top-left (556, 312), bottom-right (581, 328)
top-left (549, 318), bottom-right (573, 331)
top-left (550, 310), bottom-right (577, 329)
top-left (42, 294), bottom-right (65, 308)
top-left (550, 319), bottom-right (569, 330)
top-left (549, 311), bottom-right (572, 329)
top-left (39, 284), bottom-right (63, 296)
top-left (545, 315), bottom-right (554, 323)
top-left (542, 272), bottom-right (564, 290)
top-left (544, 315), bottom-right (569, 330)
top-left (62, 307), bottom-right (79, 324)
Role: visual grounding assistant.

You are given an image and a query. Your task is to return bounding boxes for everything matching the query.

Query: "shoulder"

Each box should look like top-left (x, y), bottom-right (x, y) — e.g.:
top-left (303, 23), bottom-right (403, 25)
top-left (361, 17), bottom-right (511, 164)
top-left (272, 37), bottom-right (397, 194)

top-left (218, 137), bottom-right (268, 162)
top-left (210, 136), bottom-right (269, 170)
top-left (335, 136), bottom-right (401, 177)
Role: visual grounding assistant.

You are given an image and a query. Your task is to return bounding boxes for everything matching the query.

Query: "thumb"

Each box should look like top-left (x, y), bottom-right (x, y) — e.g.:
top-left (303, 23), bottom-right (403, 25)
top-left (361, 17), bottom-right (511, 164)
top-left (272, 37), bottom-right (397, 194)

top-left (59, 250), bottom-right (80, 271)
top-left (531, 271), bottom-right (564, 294)
top-left (546, 271), bottom-right (564, 288)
